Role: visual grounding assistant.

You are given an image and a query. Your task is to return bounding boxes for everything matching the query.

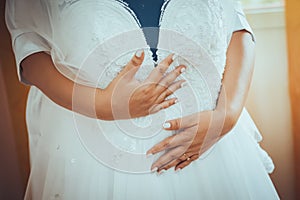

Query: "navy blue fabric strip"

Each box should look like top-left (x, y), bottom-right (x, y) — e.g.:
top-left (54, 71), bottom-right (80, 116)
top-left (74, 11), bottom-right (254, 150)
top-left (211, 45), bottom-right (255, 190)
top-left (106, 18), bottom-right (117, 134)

top-left (124, 0), bottom-right (165, 61)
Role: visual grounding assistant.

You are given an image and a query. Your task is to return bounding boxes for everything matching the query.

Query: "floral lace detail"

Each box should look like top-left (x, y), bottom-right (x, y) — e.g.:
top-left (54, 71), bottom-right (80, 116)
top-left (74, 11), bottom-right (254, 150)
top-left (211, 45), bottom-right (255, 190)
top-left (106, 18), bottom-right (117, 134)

top-left (53, 0), bottom-right (155, 88)
top-left (158, 0), bottom-right (229, 111)
top-left (159, 0), bottom-right (227, 72)
top-left (207, 0), bottom-right (227, 72)
top-left (94, 48), bottom-right (154, 89)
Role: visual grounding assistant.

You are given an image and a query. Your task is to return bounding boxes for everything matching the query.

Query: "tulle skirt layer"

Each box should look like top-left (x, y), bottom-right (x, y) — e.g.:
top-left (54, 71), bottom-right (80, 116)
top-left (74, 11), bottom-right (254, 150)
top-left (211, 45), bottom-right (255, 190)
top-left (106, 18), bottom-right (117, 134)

top-left (24, 87), bottom-right (279, 200)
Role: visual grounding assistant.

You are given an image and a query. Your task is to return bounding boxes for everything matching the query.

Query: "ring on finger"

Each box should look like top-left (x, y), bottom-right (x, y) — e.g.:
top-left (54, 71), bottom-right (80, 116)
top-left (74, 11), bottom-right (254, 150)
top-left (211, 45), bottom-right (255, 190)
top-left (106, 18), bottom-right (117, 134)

top-left (183, 153), bottom-right (190, 161)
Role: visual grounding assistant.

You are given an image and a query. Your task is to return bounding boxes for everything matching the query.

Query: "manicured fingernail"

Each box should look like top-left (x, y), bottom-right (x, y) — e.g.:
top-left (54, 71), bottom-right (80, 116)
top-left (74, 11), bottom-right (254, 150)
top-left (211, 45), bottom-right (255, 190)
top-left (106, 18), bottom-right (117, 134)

top-left (135, 49), bottom-right (143, 58)
top-left (163, 122), bottom-right (171, 129)
top-left (146, 153), bottom-right (153, 158)
top-left (181, 82), bottom-right (187, 88)
top-left (175, 99), bottom-right (179, 104)
top-left (158, 169), bottom-right (166, 175)
top-left (151, 167), bottom-right (158, 172)
top-left (180, 67), bottom-right (186, 73)
top-left (175, 168), bottom-right (181, 172)
top-left (172, 54), bottom-right (178, 61)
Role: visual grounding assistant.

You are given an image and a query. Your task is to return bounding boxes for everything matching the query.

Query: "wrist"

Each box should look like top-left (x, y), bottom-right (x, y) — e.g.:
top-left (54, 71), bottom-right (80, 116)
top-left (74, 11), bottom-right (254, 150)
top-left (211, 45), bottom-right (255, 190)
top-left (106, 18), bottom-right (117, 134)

top-left (95, 88), bottom-right (114, 120)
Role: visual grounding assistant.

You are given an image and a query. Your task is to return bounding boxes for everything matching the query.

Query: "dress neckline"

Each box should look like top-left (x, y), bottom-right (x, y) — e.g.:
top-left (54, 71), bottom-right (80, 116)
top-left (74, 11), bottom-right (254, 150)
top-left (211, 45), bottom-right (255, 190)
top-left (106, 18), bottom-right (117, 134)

top-left (114, 0), bottom-right (172, 61)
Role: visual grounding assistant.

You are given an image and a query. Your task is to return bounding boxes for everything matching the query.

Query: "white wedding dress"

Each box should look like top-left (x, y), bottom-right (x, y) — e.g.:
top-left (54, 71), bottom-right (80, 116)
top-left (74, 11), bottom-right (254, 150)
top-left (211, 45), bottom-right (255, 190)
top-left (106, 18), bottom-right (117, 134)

top-left (6, 0), bottom-right (279, 199)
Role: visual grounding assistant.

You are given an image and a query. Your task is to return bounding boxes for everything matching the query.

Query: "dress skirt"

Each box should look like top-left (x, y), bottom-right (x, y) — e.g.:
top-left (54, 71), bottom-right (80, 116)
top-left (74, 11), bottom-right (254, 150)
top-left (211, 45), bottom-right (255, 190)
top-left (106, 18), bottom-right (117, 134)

top-left (24, 86), bottom-right (279, 200)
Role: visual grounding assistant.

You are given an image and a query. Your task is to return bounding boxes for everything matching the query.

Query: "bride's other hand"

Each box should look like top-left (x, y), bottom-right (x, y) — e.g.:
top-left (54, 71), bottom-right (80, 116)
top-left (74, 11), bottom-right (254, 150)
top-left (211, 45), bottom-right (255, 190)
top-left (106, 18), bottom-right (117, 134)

top-left (98, 51), bottom-right (186, 120)
top-left (146, 110), bottom-right (222, 173)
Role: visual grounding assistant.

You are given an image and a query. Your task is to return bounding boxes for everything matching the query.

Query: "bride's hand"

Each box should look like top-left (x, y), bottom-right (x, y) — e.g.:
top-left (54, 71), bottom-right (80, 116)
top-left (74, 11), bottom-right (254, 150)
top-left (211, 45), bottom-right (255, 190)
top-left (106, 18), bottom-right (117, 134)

top-left (97, 50), bottom-right (186, 120)
top-left (146, 110), bottom-right (226, 173)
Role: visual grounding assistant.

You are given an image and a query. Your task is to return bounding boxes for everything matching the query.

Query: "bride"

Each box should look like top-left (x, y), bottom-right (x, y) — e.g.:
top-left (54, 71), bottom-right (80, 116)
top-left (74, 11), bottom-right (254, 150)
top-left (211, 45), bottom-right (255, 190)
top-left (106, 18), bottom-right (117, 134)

top-left (6, 0), bottom-right (279, 199)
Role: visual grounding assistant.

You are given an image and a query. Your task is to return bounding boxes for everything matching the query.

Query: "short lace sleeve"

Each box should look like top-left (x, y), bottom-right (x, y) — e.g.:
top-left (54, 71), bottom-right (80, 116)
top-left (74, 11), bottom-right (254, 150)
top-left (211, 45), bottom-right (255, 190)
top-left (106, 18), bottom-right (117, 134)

top-left (233, 1), bottom-right (255, 42)
top-left (5, 0), bottom-right (51, 84)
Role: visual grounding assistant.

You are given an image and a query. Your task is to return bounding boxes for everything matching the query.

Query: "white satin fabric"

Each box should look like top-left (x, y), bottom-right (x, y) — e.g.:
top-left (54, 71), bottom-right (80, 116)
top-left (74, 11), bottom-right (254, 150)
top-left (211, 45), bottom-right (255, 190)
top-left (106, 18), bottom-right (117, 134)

top-left (6, 0), bottom-right (279, 199)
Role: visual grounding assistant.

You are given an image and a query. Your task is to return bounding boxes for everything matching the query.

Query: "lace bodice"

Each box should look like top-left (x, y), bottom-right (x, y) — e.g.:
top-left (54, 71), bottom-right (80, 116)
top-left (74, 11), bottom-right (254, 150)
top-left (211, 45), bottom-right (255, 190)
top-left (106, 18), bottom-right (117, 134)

top-left (50, 0), bottom-right (234, 113)
top-left (41, 0), bottom-right (236, 155)
top-left (43, 0), bottom-right (236, 154)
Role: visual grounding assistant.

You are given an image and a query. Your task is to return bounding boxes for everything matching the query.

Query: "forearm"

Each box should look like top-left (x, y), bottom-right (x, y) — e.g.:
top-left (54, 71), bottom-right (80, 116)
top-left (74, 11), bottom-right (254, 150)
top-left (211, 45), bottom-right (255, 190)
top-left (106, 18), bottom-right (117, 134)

top-left (20, 51), bottom-right (183, 121)
top-left (21, 52), bottom-right (111, 119)
top-left (215, 30), bottom-right (255, 135)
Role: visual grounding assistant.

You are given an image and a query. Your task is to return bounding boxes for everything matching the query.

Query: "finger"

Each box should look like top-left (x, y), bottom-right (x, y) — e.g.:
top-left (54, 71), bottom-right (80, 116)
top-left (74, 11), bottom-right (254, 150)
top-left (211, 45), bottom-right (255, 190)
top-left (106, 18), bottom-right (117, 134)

top-left (157, 158), bottom-right (181, 173)
top-left (155, 80), bottom-right (186, 103)
top-left (145, 54), bottom-right (174, 83)
top-left (148, 98), bottom-right (178, 114)
top-left (155, 65), bottom-right (186, 92)
top-left (118, 49), bottom-right (144, 80)
top-left (175, 154), bottom-right (199, 171)
top-left (157, 153), bottom-right (189, 172)
top-left (147, 135), bottom-right (175, 156)
top-left (162, 113), bottom-right (200, 131)
top-left (147, 132), bottom-right (188, 155)
top-left (150, 147), bottom-right (184, 171)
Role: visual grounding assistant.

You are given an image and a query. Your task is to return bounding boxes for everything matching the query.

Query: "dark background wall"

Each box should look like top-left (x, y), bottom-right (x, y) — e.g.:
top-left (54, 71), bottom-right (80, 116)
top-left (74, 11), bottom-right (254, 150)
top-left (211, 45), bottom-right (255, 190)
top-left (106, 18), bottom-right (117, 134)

top-left (0, 0), bottom-right (30, 199)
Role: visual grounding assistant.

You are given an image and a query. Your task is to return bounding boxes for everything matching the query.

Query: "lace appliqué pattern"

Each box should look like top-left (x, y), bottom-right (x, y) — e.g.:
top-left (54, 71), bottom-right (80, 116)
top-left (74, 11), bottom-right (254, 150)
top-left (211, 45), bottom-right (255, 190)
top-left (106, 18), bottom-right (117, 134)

top-left (158, 0), bottom-right (228, 112)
